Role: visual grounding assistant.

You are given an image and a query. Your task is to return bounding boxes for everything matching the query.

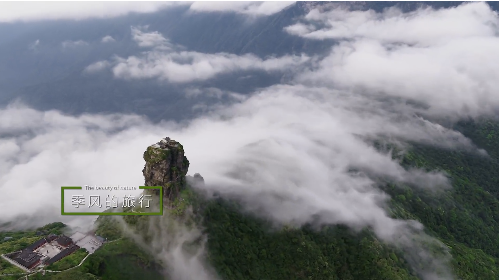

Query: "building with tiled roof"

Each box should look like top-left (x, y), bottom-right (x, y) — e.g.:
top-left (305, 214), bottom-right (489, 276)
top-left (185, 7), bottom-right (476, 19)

top-left (55, 235), bottom-right (73, 247)
top-left (13, 249), bottom-right (41, 269)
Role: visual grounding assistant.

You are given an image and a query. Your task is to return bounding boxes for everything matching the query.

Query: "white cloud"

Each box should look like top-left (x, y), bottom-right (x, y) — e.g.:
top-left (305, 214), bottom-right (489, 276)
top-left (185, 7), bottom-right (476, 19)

top-left (101, 35), bottom-right (116, 43)
top-left (84, 60), bottom-right (111, 73)
top-left (112, 51), bottom-right (309, 83)
top-left (131, 26), bottom-right (173, 49)
top-left (284, 23), bottom-right (315, 36)
top-left (288, 2), bottom-right (499, 120)
top-left (0, 85), bottom-right (458, 233)
top-left (0, 105), bottom-right (164, 229)
top-left (0, 2), bottom-right (182, 23)
top-left (87, 27), bottom-right (310, 83)
top-left (189, 1), bottom-right (295, 16)
top-left (61, 40), bottom-right (88, 49)
top-left (285, 2), bottom-right (498, 45)
top-left (185, 87), bottom-right (245, 101)
top-left (177, 86), bottom-right (451, 237)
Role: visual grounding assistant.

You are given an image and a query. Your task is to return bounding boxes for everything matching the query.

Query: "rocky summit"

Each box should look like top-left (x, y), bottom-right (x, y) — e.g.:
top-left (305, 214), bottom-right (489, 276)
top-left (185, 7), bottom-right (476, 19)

top-left (142, 137), bottom-right (190, 205)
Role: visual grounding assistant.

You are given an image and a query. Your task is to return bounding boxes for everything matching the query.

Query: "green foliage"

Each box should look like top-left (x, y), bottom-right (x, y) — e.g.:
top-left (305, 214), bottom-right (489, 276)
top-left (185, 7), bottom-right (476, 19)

top-left (383, 119), bottom-right (499, 279)
top-left (0, 232), bottom-right (34, 245)
top-left (447, 241), bottom-right (498, 280)
top-left (46, 248), bottom-right (88, 271)
top-left (456, 120), bottom-right (499, 159)
top-left (0, 256), bottom-right (24, 275)
top-left (0, 236), bottom-right (40, 254)
top-left (203, 199), bottom-right (418, 280)
top-left (0, 222), bottom-right (67, 247)
top-left (27, 238), bottom-right (164, 280)
top-left (0, 275), bottom-right (22, 280)
top-left (80, 238), bottom-right (163, 280)
top-left (389, 122), bottom-right (499, 259)
top-left (143, 146), bottom-right (171, 165)
top-left (170, 188), bottom-right (195, 217)
top-left (37, 222), bottom-right (67, 235)
top-left (95, 216), bottom-right (123, 241)
top-left (29, 270), bottom-right (99, 280)
top-left (0, 223), bottom-right (68, 276)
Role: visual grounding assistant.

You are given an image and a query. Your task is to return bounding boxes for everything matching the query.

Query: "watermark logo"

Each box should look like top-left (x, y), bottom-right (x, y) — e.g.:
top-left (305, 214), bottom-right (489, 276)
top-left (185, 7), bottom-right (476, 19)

top-left (61, 186), bottom-right (163, 215)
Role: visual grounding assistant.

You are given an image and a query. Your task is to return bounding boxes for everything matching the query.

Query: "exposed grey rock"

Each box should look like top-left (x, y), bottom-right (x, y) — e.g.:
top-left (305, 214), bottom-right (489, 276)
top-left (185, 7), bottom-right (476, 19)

top-left (142, 137), bottom-right (190, 205)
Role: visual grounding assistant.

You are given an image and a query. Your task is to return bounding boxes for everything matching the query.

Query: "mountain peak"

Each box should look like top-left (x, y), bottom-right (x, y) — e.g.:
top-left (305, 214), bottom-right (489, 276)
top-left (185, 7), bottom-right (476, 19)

top-left (142, 137), bottom-right (190, 204)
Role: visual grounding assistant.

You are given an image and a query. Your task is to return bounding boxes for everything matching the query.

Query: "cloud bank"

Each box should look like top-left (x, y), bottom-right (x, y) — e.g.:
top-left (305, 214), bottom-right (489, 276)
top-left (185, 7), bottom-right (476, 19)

top-left (86, 27), bottom-right (310, 83)
top-left (189, 1), bottom-right (295, 16)
top-left (287, 2), bottom-right (499, 120)
top-left (0, 1), bottom-right (295, 23)
top-left (3, 2), bottom-right (499, 279)
top-left (0, 84), bottom-right (457, 277)
top-left (112, 51), bottom-right (309, 83)
top-left (0, 105), bottom-right (165, 228)
top-left (285, 2), bottom-right (498, 44)
top-left (0, 2), bottom-right (180, 23)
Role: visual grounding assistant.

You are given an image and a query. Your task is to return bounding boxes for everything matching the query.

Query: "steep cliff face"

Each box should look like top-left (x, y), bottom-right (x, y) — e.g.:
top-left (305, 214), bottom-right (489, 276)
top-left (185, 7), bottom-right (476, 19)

top-left (142, 137), bottom-right (190, 205)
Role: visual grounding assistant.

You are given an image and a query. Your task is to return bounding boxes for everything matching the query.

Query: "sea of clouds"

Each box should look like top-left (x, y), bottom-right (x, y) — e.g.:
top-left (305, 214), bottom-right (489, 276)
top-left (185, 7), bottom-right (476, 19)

top-left (1, 2), bottom-right (499, 280)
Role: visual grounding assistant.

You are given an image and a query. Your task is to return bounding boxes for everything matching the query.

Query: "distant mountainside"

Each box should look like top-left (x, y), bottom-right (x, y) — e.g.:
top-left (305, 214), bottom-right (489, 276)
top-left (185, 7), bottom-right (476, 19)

top-left (0, 3), bottom-right (324, 121)
top-left (3, 1), bottom-right (497, 121)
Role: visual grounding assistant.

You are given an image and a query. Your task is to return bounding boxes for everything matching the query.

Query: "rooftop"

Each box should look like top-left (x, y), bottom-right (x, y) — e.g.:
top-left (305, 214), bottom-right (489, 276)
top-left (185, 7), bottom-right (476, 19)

top-left (56, 235), bottom-right (73, 247)
top-left (13, 249), bottom-right (41, 269)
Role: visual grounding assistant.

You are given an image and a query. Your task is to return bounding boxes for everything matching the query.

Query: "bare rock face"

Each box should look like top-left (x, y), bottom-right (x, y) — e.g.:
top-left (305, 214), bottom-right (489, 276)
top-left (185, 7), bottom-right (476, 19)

top-left (142, 137), bottom-right (190, 205)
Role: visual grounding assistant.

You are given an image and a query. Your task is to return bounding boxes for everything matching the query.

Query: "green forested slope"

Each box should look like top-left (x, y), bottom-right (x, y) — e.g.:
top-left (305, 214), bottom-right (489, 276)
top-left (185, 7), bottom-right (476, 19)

top-left (203, 200), bottom-right (419, 280)
top-left (201, 120), bottom-right (499, 280)
top-left (392, 120), bottom-right (499, 256)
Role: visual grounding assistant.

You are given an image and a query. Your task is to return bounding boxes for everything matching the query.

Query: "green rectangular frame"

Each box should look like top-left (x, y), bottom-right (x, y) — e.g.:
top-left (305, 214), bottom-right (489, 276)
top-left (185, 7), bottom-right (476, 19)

top-left (61, 186), bottom-right (163, 216)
